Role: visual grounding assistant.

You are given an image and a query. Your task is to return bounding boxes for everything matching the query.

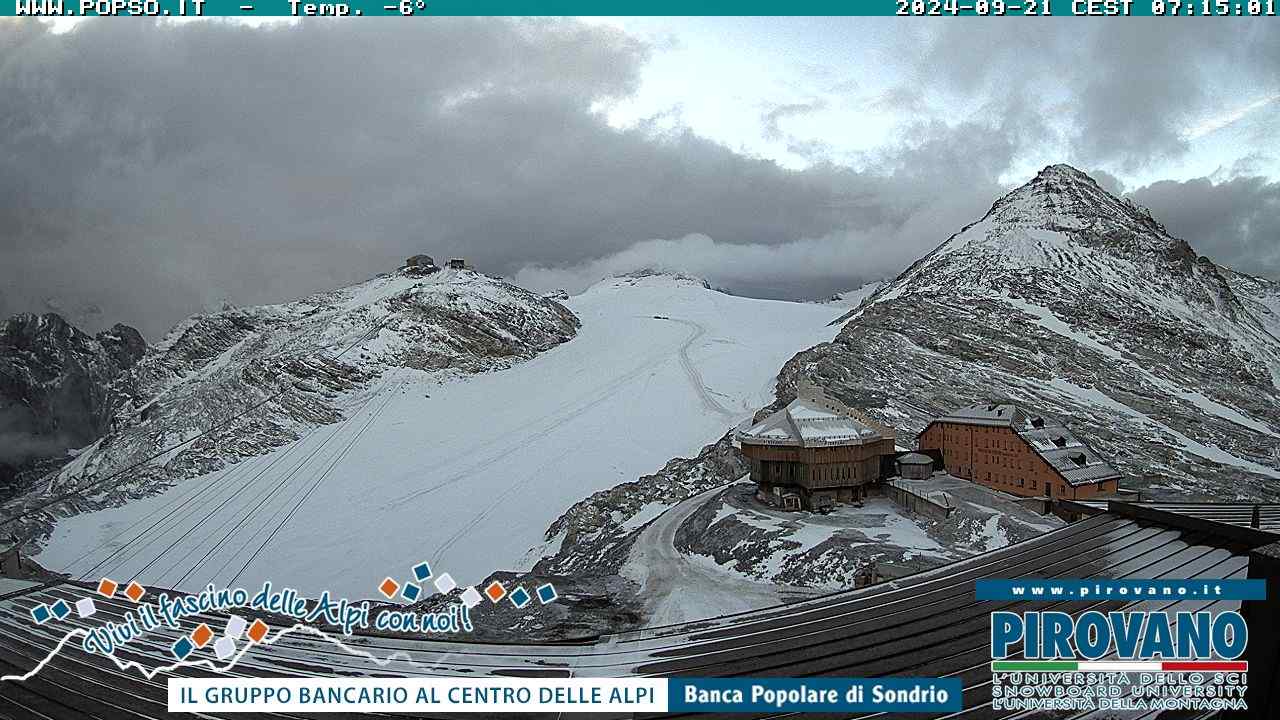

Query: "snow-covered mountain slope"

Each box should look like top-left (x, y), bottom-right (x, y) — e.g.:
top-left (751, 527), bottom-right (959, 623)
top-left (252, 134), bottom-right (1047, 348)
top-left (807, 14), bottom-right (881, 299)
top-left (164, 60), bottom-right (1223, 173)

top-left (32, 272), bottom-right (842, 597)
top-left (10, 268), bottom-right (576, 563)
top-left (1224, 268), bottom-right (1280, 343)
top-left (803, 165), bottom-right (1280, 501)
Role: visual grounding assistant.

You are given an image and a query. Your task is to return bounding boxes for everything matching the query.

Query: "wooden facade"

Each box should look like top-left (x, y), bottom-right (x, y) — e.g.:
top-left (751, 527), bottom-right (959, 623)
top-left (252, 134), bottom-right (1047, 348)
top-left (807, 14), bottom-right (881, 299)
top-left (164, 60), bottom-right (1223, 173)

top-left (918, 420), bottom-right (1120, 501)
top-left (742, 439), bottom-right (895, 496)
top-left (735, 389), bottom-right (899, 511)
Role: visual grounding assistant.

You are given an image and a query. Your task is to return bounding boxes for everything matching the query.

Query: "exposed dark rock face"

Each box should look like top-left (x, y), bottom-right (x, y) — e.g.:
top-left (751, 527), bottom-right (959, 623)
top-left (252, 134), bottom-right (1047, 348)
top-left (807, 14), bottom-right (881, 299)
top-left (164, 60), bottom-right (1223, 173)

top-left (0, 314), bottom-right (145, 497)
top-left (455, 433), bottom-right (747, 637)
top-left (536, 431), bottom-right (748, 578)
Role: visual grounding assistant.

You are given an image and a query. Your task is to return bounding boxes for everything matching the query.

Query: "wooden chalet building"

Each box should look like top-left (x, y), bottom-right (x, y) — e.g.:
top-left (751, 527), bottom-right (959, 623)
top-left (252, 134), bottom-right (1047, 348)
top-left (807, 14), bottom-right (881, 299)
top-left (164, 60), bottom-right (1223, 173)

top-left (918, 403), bottom-right (1123, 501)
top-left (736, 387), bottom-right (896, 511)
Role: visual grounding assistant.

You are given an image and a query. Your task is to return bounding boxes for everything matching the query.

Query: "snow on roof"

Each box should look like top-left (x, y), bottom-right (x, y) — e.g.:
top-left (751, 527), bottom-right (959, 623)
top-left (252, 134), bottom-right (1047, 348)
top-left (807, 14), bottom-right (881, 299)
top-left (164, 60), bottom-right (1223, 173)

top-left (937, 403), bottom-right (1025, 426)
top-left (737, 393), bottom-right (894, 448)
top-left (926, 402), bottom-right (1122, 486)
top-left (897, 452), bottom-right (934, 465)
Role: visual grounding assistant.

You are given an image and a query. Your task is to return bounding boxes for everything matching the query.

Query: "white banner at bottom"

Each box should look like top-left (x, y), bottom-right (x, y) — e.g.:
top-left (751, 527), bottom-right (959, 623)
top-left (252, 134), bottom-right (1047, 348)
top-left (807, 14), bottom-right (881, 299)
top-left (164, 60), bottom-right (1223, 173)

top-left (169, 677), bottom-right (667, 713)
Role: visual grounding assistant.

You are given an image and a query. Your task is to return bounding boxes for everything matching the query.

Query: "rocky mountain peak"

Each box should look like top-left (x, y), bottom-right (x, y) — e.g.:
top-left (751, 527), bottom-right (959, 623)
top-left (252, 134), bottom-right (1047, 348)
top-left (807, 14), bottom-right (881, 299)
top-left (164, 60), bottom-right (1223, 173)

top-left (980, 164), bottom-right (1162, 245)
top-left (94, 324), bottom-right (147, 370)
top-left (806, 166), bottom-right (1280, 503)
top-left (611, 268), bottom-right (713, 287)
top-left (3, 312), bottom-right (77, 341)
top-left (1, 313), bottom-right (145, 383)
top-left (1034, 162), bottom-right (1098, 184)
top-left (844, 164), bottom-right (1240, 321)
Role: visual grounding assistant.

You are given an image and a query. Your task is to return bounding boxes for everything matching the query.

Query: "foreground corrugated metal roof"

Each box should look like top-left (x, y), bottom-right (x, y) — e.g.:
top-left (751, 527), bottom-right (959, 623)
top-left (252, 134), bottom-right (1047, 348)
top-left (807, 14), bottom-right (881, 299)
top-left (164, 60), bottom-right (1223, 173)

top-left (0, 509), bottom-right (1271, 719)
top-left (1068, 500), bottom-right (1280, 533)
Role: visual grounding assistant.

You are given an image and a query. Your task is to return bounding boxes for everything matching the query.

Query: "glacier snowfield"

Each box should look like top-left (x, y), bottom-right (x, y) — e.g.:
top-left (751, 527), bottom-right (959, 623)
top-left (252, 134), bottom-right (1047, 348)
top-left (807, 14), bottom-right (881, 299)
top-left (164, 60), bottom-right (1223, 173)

top-left (36, 276), bottom-right (842, 598)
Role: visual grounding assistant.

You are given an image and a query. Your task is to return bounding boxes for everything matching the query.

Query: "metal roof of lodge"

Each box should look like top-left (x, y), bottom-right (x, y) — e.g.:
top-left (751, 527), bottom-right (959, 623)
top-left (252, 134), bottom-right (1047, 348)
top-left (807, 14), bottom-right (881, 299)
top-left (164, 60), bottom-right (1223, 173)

top-left (735, 393), bottom-right (895, 449)
top-left (937, 402), bottom-right (1026, 426)
top-left (926, 402), bottom-right (1123, 487)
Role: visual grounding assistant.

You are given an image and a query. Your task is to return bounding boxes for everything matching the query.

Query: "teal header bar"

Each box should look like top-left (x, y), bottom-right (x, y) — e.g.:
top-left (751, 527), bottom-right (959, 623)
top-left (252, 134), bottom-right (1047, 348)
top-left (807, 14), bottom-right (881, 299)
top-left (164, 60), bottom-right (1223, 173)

top-left (8, 0), bottom-right (1279, 16)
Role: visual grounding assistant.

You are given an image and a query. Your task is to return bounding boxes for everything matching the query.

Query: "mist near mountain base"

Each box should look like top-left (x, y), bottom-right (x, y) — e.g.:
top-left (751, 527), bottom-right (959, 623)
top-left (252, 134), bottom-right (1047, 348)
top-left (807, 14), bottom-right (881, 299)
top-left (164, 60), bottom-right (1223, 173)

top-left (0, 408), bottom-right (72, 466)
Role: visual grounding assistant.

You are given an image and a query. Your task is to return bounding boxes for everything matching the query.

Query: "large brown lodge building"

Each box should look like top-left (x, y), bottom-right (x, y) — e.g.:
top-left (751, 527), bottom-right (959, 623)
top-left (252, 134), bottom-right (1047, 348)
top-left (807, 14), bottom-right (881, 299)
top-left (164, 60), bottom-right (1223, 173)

top-left (917, 403), bottom-right (1123, 501)
top-left (735, 387), bottom-right (896, 511)
top-left (737, 392), bottom-right (1123, 511)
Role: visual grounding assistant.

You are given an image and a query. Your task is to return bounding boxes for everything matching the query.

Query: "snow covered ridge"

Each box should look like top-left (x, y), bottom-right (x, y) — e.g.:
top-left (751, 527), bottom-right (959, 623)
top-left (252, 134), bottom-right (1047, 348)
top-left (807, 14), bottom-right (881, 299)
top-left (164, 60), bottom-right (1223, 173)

top-left (800, 164), bottom-right (1280, 502)
top-left (604, 268), bottom-right (714, 290)
top-left (3, 268), bottom-right (580, 548)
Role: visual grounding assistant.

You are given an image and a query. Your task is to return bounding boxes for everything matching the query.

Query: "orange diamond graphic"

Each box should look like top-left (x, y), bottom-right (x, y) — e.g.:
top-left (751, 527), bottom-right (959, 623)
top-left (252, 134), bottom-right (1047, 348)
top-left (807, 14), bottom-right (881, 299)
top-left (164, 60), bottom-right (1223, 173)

top-left (124, 582), bottom-right (145, 602)
top-left (484, 581), bottom-right (507, 603)
top-left (97, 578), bottom-right (118, 598)
top-left (247, 619), bottom-right (268, 644)
top-left (191, 623), bottom-right (214, 648)
top-left (378, 577), bottom-right (399, 599)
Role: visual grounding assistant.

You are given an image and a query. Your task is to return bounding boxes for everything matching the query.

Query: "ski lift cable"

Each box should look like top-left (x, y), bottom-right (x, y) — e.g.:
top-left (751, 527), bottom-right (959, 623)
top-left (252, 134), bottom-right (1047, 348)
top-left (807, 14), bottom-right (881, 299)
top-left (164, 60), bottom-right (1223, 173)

top-left (224, 368), bottom-right (410, 589)
top-left (69, 326), bottom-right (400, 580)
top-left (165, 372), bottom-right (403, 589)
top-left (0, 318), bottom-right (391, 531)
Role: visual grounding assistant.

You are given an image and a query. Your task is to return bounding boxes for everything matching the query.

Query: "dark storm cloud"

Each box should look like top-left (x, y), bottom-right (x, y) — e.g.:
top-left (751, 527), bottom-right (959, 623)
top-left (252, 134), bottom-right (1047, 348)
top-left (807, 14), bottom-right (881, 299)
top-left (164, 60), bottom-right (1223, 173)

top-left (1129, 175), bottom-right (1280, 278)
top-left (0, 19), bottom-right (850, 338)
top-left (914, 20), bottom-right (1276, 171)
top-left (2, 19), bottom-right (1277, 337)
top-left (1088, 170), bottom-right (1126, 197)
top-left (518, 119), bottom-right (1013, 298)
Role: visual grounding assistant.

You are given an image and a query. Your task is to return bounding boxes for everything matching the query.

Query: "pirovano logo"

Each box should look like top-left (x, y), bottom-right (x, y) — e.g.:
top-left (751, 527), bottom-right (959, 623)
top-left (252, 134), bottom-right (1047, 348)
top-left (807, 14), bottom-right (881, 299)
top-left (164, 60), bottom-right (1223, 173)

top-left (979, 579), bottom-right (1260, 713)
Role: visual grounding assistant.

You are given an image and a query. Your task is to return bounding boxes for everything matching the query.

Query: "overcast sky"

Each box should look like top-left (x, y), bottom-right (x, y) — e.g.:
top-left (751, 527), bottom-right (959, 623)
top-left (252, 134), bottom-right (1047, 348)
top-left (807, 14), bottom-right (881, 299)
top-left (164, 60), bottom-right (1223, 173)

top-left (1, 18), bottom-right (1277, 338)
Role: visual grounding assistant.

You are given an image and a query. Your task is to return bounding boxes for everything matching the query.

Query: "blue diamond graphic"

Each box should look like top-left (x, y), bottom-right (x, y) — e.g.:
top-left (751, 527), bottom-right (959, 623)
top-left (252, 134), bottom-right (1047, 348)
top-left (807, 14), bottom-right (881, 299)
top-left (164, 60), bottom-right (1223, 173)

top-left (536, 583), bottom-right (558, 604)
top-left (172, 637), bottom-right (194, 660)
top-left (30, 604), bottom-right (51, 624)
top-left (402, 583), bottom-right (421, 602)
top-left (412, 562), bottom-right (432, 582)
top-left (50, 600), bottom-right (70, 620)
top-left (510, 586), bottom-right (531, 609)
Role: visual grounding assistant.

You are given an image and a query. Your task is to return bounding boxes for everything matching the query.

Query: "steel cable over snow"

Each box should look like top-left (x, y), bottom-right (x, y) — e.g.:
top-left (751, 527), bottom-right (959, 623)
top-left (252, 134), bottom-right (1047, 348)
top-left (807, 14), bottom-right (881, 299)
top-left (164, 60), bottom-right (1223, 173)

top-left (7, 317), bottom-right (392, 560)
top-left (170, 367), bottom-right (410, 589)
top-left (223, 368), bottom-right (411, 588)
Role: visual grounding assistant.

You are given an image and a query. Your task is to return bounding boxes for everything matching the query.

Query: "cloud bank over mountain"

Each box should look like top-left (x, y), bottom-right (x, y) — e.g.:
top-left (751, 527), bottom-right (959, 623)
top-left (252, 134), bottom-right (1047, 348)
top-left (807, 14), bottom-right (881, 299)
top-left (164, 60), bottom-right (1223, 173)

top-left (0, 18), bottom-right (1275, 336)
